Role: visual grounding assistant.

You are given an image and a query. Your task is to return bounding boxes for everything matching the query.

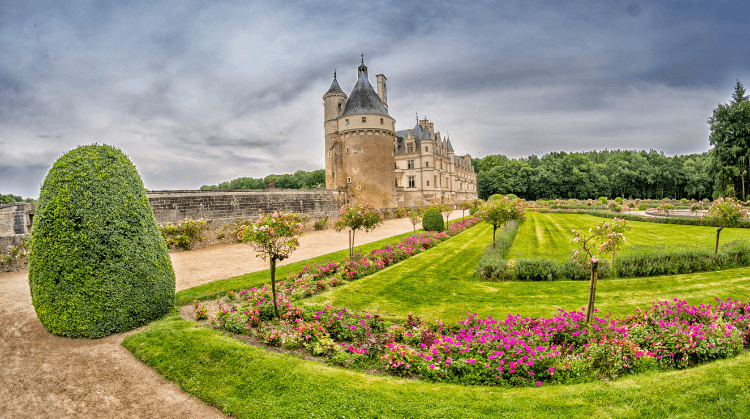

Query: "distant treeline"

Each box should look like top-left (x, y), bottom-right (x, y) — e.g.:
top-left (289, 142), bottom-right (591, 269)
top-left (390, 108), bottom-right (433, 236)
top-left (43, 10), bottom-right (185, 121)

top-left (0, 194), bottom-right (36, 205)
top-left (471, 149), bottom-right (716, 201)
top-left (200, 169), bottom-right (326, 190)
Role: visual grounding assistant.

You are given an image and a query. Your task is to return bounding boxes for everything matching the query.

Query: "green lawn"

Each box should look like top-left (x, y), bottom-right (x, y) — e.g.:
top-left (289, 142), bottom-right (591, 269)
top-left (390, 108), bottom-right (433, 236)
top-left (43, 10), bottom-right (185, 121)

top-left (124, 315), bottom-right (750, 419)
top-left (124, 219), bottom-right (750, 418)
top-left (176, 229), bottom-right (422, 305)
top-left (303, 221), bottom-right (750, 323)
top-left (508, 211), bottom-right (749, 261)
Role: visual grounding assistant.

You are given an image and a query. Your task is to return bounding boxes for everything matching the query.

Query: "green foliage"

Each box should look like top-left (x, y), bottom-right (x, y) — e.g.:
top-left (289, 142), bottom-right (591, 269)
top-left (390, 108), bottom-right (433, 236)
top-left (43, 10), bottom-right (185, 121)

top-left (201, 169), bottom-right (326, 190)
top-left (639, 203), bottom-right (648, 210)
top-left (159, 218), bottom-right (207, 250)
top-left (313, 216), bottom-right (328, 231)
top-left (0, 239), bottom-right (29, 266)
top-left (28, 144), bottom-right (175, 338)
top-left (708, 81), bottom-right (750, 200)
top-left (614, 197), bottom-right (623, 204)
top-left (335, 204), bottom-right (384, 256)
top-left (0, 194), bottom-right (36, 204)
top-left (598, 197), bottom-right (608, 205)
top-left (421, 208), bottom-right (444, 232)
top-left (475, 196), bottom-right (525, 247)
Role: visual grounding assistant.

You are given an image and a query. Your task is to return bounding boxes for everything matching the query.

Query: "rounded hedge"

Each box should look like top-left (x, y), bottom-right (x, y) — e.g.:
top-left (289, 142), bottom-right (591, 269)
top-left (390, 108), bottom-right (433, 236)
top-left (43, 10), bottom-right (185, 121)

top-left (422, 208), bottom-right (445, 232)
top-left (29, 145), bottom-right (175, 338)
top-left (488, 194), bottom-right (504, 201)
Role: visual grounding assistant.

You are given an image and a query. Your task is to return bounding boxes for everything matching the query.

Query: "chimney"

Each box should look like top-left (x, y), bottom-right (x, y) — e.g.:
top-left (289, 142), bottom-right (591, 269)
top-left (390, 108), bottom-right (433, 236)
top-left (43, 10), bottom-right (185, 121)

top-left (376, 74), bottom-right (387, 109)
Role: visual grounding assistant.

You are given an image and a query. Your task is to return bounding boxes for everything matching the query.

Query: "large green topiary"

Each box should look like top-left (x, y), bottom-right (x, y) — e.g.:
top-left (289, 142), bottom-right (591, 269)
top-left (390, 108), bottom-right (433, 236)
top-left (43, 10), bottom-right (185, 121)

top-left (422, 207), bottom-right (445, 232)
top-left (29, 145), bottom-right (175, 338)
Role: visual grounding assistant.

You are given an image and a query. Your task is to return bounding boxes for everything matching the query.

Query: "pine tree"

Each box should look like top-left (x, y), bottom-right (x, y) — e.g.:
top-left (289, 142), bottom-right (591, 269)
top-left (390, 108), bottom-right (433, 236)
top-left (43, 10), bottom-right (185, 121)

top-left (731, 80), bottom-right (748, 104)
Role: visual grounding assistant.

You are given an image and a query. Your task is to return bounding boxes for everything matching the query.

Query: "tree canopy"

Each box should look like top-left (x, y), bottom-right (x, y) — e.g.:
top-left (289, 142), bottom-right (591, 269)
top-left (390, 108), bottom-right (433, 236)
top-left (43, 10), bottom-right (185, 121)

top-left (708, 80), bottom-right (750, 200)
top-left (201, 169), bottom-right (325, 190)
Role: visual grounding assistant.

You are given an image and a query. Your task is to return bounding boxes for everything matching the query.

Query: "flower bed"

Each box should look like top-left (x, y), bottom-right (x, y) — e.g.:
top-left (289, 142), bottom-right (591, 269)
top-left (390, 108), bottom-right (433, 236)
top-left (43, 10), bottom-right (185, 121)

top-left (200, 295), bottom-right (749, 387)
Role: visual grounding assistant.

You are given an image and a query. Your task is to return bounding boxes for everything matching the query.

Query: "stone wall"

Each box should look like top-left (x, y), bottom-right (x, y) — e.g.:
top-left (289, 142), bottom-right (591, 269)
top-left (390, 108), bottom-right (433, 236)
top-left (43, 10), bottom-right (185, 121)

top-left (0, 203), bottom-right (34, 235)
top-left (147, 189), bottom-right (346, 225)
top-left (0, 233), bottom-right (30, 272)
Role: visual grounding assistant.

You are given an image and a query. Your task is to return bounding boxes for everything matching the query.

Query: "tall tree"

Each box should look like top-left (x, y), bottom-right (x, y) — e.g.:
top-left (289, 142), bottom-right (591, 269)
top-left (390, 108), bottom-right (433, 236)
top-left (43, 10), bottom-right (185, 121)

top-left (708, 80), bottom-right (750, 198)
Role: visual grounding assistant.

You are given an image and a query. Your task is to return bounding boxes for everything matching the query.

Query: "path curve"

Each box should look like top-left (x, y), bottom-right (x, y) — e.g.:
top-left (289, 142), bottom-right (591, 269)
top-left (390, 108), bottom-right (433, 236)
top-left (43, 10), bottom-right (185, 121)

top-left (0, 211), bottom-right (464, 417)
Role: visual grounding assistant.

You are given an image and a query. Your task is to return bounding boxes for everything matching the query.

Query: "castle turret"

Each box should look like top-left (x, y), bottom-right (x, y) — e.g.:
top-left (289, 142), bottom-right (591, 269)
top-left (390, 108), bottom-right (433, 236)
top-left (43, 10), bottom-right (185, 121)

top-left (323, 71), bottom-right (347, 135)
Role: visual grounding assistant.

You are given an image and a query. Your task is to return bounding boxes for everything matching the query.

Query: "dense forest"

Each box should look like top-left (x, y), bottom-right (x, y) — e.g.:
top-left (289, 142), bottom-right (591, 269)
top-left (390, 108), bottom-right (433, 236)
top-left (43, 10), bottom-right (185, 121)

top-left (471, 149), bottom-right (717, 201)
top-left (200, 169), bottom-right (326, 190)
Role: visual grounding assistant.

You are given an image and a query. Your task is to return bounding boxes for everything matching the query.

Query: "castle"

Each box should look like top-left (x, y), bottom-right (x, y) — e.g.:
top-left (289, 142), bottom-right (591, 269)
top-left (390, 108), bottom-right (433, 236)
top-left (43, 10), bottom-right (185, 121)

top-left (324, 57), bottom-right (478, 208)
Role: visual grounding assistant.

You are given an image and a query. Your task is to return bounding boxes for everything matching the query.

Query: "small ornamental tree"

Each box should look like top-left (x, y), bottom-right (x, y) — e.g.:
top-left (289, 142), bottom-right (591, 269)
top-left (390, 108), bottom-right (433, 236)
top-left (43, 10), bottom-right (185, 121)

top-left (334, 204), bottom-right (384, 257)
top-left (460, 201), bottom-right (472, 219)
top-left (572, 218), bottom-right (630, 323)
top-left (440, 203), bottom-right (453, 227)
top-left (690, 203), bottom-right (704, 213)
top-left (475, 197), bottom-right (526, 247)
top-left (406, 207), bottom-right (424, 232)
top-left (238, 211), bottom-right (305, 318)
top-left (657, 203), bottom-right (675, 217)
top-left (702, 197), bottom-right (748, 254)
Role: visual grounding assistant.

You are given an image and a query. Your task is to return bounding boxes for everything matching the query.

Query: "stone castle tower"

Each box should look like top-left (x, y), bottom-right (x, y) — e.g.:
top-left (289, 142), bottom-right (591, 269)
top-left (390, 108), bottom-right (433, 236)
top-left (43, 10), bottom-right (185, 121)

top-left (324, 56), bottom-right (397, 207)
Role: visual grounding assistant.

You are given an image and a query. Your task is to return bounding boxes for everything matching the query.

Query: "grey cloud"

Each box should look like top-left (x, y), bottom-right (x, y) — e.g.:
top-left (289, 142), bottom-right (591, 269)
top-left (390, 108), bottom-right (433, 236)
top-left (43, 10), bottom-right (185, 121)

top-left (205, 135), bottom-right (284, 148)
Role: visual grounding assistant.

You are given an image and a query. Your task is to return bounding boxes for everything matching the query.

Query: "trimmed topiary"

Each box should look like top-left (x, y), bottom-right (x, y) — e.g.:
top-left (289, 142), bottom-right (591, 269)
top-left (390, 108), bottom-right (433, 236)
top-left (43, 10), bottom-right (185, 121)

top-left (29, 145), bottom-right (175, 338)
top-left (422, 207), bottom-right (445, 232)
top-left (488, 194), bottom-right (504, 201)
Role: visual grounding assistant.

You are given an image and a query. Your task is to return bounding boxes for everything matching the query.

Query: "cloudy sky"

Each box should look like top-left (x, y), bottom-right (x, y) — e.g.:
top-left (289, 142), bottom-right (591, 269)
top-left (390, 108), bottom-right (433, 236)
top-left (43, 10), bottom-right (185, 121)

top-left (1, 0), bottom-right (749, 198)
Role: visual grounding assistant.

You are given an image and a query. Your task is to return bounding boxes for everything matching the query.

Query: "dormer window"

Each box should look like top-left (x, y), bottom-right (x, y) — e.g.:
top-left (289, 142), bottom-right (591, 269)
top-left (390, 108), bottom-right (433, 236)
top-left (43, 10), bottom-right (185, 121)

top-left (362, 117), bottom-right (366, 123)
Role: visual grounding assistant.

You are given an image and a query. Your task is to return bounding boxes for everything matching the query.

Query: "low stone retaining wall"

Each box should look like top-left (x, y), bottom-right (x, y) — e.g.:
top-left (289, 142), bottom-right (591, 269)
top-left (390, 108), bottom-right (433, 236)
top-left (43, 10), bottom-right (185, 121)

top-left (0, 234), bottom-right (30, 273)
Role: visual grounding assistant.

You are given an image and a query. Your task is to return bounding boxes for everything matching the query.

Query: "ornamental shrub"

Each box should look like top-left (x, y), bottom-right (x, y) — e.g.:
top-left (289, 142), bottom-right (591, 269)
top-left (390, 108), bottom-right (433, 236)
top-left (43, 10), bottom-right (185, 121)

top-left (29, 145), bottom-right (175, 338)
top-left (488, 194), bottom-right (504, 201)
top-left (638, 203), bottom-right (647, 211)
top-left (614, 197), bottom-right (623, 204)
top-left (422, 207), bottom-right (445, 232)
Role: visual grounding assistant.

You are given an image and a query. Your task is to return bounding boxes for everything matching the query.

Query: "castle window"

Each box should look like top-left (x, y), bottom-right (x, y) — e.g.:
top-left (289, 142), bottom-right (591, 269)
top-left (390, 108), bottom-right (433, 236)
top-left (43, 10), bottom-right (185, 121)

top-left (362, 117), bottom-right (366, 123)
top-left (407, 160), bottom-right (414, 169)
top-left (347, 177), bottom-right (351, 183)
top-left (407, 143), bottom-right (414, 153)
top-left (408, 176), bottom-right (415, 188)
top-left (426, 180), bottom-right (430, 186)
top-left (426, 161), bottom-right (429, 167)
top-left (338, 103), bottom-right (342, 111)
top-left (380, 118), bottom-right (384, 124)
top-left (346, 147), bottom-right (349, 153)
top-left (425, 146), bottom-right (428, 152)
top-left (395, 178), bottom-right (398, 187)
top-left (345, 119), bottom-right (349, 125)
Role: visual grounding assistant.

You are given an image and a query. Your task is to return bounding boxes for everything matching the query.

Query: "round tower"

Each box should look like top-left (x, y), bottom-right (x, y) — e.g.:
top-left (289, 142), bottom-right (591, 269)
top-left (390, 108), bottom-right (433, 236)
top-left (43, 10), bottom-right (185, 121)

top-left (335, 57), bottom-right (396, 207)
top-left (323, 71), bottom-right (347, 192)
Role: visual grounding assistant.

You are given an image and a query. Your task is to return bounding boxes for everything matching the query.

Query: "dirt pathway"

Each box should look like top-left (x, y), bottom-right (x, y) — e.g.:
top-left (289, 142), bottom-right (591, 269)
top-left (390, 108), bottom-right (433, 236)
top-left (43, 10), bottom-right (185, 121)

top-left (0, 212), bottom-right (463, 417)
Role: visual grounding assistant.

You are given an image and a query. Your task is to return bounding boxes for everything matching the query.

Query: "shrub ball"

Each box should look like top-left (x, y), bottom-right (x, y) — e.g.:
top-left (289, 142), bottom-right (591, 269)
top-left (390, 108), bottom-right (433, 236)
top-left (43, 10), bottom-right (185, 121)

top-left (422, 208), bottom-right (445, 232)
top-left (29, 145), bottom-right (175, 338)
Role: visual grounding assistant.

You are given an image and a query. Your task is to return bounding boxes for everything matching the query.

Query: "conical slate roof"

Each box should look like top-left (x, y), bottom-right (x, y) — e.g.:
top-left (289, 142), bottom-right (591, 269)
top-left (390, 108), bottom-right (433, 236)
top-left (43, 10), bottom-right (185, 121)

top-left (325, 75), bottom-right (345, 96)
top-left (446, 138), bottom-right (454, 152)
top-left (413, 123), bottom-right (432, 141)
top-left (340, 62), bottom-right (389, 117)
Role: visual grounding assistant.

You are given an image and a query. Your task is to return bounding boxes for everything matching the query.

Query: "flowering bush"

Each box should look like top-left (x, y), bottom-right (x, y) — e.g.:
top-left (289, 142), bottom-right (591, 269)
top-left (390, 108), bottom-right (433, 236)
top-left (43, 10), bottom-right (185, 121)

top-left (335, 204), bottom-right (384, 257)
top-left (475, 197), bottom-right (526, 247)
top-left (238, 211), bottom-right (306, 318)
top-left (702, 197), bottom-right (748, 254)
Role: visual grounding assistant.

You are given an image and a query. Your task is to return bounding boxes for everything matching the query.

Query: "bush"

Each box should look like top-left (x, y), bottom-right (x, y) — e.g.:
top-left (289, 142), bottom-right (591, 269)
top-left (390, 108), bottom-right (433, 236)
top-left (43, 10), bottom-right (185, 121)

top-left (638, 203), bottom-right (647, 211)
top-left (614, 197), bottom-right (623, 204)
top-left (598, 197), bottom-right (608, 205)
top-left (488, 194), bottom-right (504, 201)
top-left (28, 145), bottom-right (175, 338)
top-left (159, 218), bottom-right (207, 250)
top-left (313, 216), bottom-right (328, 230)
top-left (514, 259), bottom-right (559, 281)
top-left (421, 208), bottom-right (445, 232)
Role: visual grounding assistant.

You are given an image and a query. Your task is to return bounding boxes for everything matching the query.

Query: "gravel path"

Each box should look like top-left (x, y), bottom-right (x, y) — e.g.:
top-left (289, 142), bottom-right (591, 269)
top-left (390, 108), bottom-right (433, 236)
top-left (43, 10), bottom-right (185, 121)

top-left (0, 212), bottom-right (462, 418)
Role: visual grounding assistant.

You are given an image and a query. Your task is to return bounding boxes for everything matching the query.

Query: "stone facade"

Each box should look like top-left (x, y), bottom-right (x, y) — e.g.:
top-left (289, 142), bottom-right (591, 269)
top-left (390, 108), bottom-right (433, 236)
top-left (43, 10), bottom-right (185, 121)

top-left (0, 203), bottom-right (35, 235)
top-left (324, 58), bottom-right (478, 207)
top-left (147, 189), bottom-right (346, 225)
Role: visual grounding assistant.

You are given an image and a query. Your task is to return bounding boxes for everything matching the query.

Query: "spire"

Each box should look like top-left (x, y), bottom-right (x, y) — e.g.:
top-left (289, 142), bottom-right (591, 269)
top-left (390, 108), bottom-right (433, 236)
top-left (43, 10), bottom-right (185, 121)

top-left (325, 70), bottom-right (345, 96)
top-left (358, 54), bottom-right (368, 79)
top-left (340, 55), bottom-right (389, 117)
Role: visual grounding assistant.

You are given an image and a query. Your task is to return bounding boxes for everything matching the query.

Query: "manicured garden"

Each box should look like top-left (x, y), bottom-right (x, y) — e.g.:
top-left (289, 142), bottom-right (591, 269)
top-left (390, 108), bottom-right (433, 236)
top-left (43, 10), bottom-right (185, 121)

top-left (123, 206), bottom-right (750, 418)
top-left (509, 211), bottom-right (750, 261)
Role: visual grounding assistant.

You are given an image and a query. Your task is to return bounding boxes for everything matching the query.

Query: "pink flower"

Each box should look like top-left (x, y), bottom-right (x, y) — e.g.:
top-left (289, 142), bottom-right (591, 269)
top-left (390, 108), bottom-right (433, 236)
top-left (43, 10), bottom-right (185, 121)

top-left (536, 381), bottom-right (542, 386)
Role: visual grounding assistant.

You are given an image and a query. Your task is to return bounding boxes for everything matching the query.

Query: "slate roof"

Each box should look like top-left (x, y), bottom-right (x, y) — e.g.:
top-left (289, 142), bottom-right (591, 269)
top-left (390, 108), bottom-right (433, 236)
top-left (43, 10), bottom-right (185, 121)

top-left (325, 77), bottom-right (345, 96)
top-left (340, 63), bottom-right (389, 117)
top-left (412, 123), bottom-right (432, 141)
top-left (446, 138), bottom-right (454, 152)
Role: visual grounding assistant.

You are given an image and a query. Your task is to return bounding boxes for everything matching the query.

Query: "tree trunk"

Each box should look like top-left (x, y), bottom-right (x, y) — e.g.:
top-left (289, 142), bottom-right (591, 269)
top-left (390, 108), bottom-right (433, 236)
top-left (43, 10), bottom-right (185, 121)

top-left (270, 258), bottom-right (279, 319)
top-left (611, 251), bottom-right (617, 278)
top-left (715, 227), bottom-right (724, 255)
top-left (492, 225), bottom-right (497, 247)
top-left (351, 229), bottom-right (356, 256)
top-left (585, 261), bottom-right (599, 323)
